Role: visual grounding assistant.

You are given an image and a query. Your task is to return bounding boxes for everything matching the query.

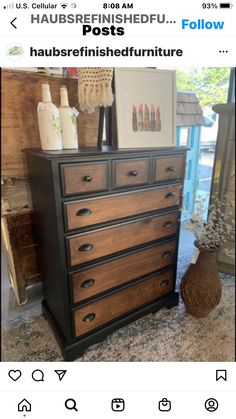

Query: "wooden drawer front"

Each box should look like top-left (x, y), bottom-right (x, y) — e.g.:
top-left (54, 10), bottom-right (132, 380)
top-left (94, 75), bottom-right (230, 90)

top-left (113, 159), bottom-right (149, 188)
top-left (72, 241), bottom-right (176, 303)
top-left (73, 269), bottom-right (175, 337)
top-left (65, 185), bottom-right (181, 231)
top-left (62, 162), bottom-right (108, 196)
top-left (68, 212), bottom-right (178, 267)
top-left (154, 156), bottom-right (184, 182)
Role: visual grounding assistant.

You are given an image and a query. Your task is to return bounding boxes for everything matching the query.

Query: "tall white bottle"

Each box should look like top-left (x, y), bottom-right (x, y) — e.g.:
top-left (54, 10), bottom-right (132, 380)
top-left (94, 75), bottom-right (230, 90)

top-left (37, 83), bottom-right (62, 151)
top-left (59, 86), bottom-right (79, 149)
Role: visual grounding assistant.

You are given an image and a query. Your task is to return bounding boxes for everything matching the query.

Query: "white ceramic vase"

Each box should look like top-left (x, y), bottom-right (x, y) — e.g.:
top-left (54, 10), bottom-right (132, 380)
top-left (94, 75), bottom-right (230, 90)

top-left (37, 83), bottom-right (62, 151)
top-left (59, 86), bottom-right (79, 149)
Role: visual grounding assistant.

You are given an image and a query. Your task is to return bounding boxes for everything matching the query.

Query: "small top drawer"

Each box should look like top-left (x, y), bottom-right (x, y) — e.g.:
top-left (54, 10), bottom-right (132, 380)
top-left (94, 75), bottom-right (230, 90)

top-left (61, 161), bottom-right (109, 196)
top-left (154, 155), bottom-right (184, 182)
top-left (113, 158), bottom-right (149, 188)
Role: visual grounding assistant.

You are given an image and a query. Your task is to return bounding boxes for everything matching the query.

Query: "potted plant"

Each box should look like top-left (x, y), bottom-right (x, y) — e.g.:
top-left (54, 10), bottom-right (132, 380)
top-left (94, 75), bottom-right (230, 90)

top-left (180, 196), bottom-right (235, 317)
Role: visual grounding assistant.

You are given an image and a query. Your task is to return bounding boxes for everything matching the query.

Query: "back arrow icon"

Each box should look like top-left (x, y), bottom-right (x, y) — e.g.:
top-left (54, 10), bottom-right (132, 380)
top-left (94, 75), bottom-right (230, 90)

top-left (11, 18), bottom-right (17, 29)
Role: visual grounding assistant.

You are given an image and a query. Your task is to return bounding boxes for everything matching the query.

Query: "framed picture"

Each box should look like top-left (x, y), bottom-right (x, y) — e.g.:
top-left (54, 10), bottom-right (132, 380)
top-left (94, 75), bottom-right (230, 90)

top-left (114, 68), bottom-right (176, 148)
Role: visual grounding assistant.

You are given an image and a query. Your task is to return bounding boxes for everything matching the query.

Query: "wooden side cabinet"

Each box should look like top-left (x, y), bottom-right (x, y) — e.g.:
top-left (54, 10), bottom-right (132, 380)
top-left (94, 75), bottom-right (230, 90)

top-left (24, 146), bottom-right (187, 360)
top-left (1, 212), bottom-right (41, 305)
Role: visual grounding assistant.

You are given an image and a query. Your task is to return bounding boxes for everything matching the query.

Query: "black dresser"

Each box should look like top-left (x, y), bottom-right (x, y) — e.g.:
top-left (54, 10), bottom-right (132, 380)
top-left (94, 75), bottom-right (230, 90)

top-left (24, 146), bottom-right (187, 360)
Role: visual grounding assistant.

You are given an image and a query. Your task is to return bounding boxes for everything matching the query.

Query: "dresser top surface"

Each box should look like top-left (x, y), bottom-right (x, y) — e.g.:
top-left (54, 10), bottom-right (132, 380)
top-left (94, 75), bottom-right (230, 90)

top-left (23, 146), bottom-right (188, 160)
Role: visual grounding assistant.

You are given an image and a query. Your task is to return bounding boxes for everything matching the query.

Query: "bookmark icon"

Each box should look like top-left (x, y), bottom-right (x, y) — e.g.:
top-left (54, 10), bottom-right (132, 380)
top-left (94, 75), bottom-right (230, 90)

top-left (216, 370), bottom-right (227, 381)
top-left (54, 370), bottom-right (67, 381)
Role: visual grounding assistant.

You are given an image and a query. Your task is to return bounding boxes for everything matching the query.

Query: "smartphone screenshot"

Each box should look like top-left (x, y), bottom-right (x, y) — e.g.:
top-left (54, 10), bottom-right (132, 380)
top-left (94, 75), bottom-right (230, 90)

top-left (0, 1), bottom-right (235, 418)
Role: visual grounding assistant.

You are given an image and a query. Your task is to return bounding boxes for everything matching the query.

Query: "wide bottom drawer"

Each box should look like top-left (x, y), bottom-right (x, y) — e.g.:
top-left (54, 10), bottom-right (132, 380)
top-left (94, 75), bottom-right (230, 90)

top-left (73, 268), bottom-right (175, 337)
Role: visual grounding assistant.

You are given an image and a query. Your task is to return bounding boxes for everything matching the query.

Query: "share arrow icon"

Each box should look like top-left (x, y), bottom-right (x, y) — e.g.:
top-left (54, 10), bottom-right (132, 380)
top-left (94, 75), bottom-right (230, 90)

top-left (54, 370), bottom-right (67, 381)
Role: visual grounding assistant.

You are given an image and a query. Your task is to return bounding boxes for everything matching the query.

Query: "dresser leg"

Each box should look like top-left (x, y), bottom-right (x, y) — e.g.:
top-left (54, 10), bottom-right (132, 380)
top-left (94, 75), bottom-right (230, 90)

top-left (165, 291), bottom-right (179, 309)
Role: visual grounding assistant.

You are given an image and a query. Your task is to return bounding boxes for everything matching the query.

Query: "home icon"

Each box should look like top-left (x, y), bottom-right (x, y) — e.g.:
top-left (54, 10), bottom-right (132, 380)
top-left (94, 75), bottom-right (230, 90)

top-left (18, 399), bottom-right (31, 412)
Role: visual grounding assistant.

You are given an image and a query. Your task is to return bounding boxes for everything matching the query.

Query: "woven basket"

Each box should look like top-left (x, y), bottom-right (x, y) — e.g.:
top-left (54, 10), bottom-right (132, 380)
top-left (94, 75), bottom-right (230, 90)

top-left (180, 244), bottom-right (222, 317)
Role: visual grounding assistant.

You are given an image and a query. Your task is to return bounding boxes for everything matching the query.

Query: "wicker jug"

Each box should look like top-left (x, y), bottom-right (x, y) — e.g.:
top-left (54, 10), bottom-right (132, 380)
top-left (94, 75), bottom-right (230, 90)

top-left (180, 243), bottom-right (222, 317)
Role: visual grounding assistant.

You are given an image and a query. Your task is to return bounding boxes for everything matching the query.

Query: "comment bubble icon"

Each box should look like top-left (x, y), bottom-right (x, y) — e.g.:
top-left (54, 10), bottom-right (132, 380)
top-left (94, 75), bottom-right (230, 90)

top-left (32, 369), bottom-right (44, 382)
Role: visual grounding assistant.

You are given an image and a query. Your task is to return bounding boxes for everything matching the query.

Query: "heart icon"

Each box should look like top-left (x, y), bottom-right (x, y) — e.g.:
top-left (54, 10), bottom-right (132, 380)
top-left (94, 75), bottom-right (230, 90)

top-left (8, 370), bottom-right (22, 381)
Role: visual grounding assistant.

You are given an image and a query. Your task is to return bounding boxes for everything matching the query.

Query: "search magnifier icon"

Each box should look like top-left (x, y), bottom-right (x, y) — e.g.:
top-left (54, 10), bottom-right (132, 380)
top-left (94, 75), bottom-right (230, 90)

top-left (65, 398), bottom-right (78, 412)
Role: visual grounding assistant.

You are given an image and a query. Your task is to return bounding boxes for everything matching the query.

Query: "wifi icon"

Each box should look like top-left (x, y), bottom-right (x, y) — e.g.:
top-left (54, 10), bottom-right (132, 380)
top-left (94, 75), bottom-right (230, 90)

top-left (60, 2), bottom-right (68, 8)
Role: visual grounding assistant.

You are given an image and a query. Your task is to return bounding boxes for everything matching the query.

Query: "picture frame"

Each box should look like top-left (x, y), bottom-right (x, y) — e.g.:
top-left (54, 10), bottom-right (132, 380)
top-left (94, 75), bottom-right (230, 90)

top-left (114, 68), bottom-right (176, 148)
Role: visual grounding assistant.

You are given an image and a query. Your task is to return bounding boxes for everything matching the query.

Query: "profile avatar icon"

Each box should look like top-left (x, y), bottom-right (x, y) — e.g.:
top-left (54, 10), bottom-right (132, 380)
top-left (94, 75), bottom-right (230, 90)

top-left (205, 398), bottom-right (219, 412)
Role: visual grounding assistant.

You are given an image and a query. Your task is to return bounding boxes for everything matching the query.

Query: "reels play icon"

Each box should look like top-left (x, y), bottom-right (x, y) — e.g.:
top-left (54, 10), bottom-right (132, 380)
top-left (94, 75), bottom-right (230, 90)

top-left (111, 398), bottom-right (125, 412)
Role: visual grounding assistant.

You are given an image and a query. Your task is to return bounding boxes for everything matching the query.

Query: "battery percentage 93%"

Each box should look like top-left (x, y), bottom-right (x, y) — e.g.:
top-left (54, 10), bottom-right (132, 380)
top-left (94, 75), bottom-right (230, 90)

top-left (202, 3), bottom-right (218, 8)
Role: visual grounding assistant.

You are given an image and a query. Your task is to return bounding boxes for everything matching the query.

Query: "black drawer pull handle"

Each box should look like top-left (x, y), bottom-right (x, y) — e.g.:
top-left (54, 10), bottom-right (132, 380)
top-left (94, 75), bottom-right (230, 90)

top-left (166, 166), bottom-right (176, 173)
top-left (76, 208), bottom-right (92, 217)
top-left (83, 313), bottom-right (96, 322)
top-left (160, 279), bottom-right (170, 287)
top-left (81, 279), bottom-right (95, 288)
top-left (162, 251), bottom-right (172, 258)
top-left (165, 192), bottom-right (176, 199)
top-left (79, 244), bottom-right (94, 252)
top-left (129, 170), bottom-right (138, 177)
top-left (83, 176), bottom-right (92, 182)
top-left (164, 221), bottom-right (174, 228)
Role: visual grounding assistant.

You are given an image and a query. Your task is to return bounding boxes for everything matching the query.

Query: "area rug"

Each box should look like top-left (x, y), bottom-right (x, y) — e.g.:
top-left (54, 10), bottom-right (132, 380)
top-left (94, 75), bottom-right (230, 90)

top-left (2, 256), bottom-right (235, 362)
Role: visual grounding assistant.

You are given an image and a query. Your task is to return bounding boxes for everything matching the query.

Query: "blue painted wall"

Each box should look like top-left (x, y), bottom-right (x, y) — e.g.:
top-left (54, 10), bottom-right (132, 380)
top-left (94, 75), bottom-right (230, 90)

top-left (177, 126), bottom-right (201, 219)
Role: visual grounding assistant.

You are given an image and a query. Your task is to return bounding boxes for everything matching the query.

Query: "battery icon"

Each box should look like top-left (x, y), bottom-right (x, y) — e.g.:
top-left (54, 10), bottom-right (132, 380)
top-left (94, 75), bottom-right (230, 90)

top-left (219, 2), bottom-right (233, 7)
